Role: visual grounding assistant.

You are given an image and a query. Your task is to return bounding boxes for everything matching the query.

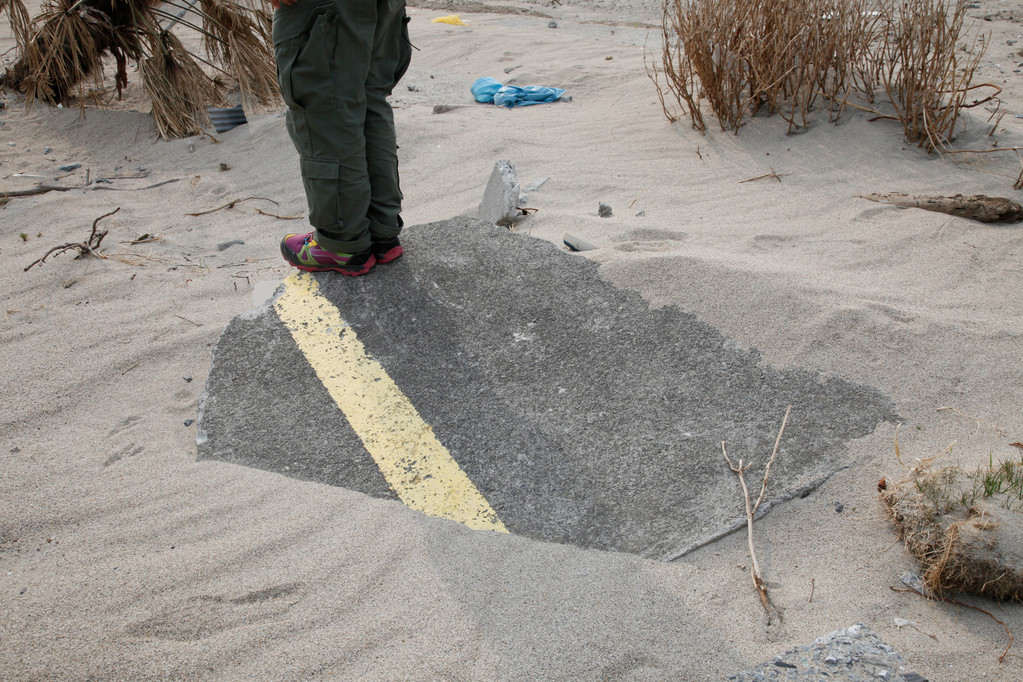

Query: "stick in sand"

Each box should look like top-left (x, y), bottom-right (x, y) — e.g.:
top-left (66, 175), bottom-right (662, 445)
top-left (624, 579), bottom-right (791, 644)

top-left (721, 405), bottom-right (791, 620)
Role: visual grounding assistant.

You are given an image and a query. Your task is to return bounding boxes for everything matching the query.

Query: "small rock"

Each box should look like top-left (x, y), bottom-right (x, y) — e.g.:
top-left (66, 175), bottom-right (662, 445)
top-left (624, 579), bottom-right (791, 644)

top-left (563, 234), bottom-right (598, 252)
top-left (217, 239), bottom-right (244, 251)
top-left (188, 143), bottom-right (195, 153)
top-left (635, 210), bottom-right (646, 217)
top-left (184, 419), bottom-right (195, 427)
top-left (11, 447), bottom-right (20, 454)
top-left (407, 84), bottom-right (419, 92)
top-left (503, 65), bottom-right (521, 74)
top-left (548, 20), bottom-right (558, 28)
top-left (43, 146), bottom-right (52, 154)
top-left (183, 375), bottom-right (193, 383)
top-left (57, 163), bottom-right (80, 172)
top-left (219, 162), bottom-right (230, 171)
top-left (598, 202), bottom-right (613, 217)
top-left (8, 142), bottom-right (15, 147)
top-left (835, 502), bottom-right (844, 513)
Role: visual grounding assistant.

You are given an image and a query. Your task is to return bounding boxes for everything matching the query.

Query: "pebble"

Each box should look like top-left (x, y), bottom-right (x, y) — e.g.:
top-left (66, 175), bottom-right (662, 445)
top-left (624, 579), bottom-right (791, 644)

top-left (549, 20), bottom-right (558, 28)
top-left (598, 202), bottom-right (613, 217)
top-left (8, 142), bottom-right (15, 147)
top-left (43, 146), bottom-right (52, 154)
top-left (835, 502), bottom-right (844, 512)
top-left (58, 163), bottom-right (81, 172)
top-left (184, 419), bottom-right (195, 427)
top-left (183, 375), bottom-right (193, 383)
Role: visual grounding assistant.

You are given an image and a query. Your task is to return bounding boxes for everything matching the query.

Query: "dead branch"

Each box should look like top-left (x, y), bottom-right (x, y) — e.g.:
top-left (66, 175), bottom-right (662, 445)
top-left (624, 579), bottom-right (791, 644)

top-left (2, 177), bottom-right (181, 202)
top-left (24, 208), bottom-right (120, 271)
top-left (739, 168), bottom-right (792, 184)
top-left (254, 208), bottom-right (303, 220)
top-left (187, 196), bottom-right (279, 216)
top-left (859, 193), bottom-right (1023, 223)
top-left (721, 405), bottom-right (792, 620)
top-left (91, 178), bottom-right (182, 192)
top-left (2, 184), bottom-right (82, 199)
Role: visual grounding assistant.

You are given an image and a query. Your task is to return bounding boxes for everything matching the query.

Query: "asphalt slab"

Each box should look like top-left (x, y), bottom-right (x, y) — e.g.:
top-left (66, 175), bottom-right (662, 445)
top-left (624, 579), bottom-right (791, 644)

top-left (197, 217), bottom-right (896, 559)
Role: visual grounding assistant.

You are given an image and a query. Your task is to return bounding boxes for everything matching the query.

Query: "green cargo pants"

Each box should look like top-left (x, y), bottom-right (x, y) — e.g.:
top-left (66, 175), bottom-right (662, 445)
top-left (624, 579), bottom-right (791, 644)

top-left (273, 0), bottom-right (411, 254)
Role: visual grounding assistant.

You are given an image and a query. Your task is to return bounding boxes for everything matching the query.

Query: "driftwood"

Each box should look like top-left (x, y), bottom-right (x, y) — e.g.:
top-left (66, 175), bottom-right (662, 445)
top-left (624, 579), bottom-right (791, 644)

top-left (860, 192), bottom-right (1023, 223)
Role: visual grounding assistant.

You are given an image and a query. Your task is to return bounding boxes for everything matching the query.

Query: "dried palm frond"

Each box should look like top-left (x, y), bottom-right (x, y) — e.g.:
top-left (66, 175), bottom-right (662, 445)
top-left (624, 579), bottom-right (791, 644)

top-left (4, 0), bottom-right (280, 137)
top-left (199, 0), bottom-right (278, 109)
top-left (0, 0), bottom-right (32, 51)
top-left (15, 0), bottom-right (109, 106)
top-left (141, 30), bottom-right (225, 139)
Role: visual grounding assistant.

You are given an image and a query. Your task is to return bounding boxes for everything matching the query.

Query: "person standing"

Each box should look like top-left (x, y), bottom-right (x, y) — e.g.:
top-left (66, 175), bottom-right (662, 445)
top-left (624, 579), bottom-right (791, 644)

top-left (271, 0), bottom-right (411, 275)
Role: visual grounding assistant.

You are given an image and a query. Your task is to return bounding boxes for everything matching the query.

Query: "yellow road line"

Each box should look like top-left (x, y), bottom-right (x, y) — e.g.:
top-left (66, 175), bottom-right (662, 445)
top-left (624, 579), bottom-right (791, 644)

top-left (274, 272), bottom-right (507, 533)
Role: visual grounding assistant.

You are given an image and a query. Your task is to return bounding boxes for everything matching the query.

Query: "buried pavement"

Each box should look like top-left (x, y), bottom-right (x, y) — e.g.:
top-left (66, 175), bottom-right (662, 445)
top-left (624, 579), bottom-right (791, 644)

top-left (196, 217), bottom-right (896, 560)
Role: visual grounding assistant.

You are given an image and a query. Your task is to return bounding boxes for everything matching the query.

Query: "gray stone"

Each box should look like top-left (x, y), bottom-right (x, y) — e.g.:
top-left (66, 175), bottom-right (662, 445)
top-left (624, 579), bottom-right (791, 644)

top-left (57, 163), bottom-right (80, 172)
top-left (598, 202), bottom-right (613, 217)
top-left (730, 624), bottom-right (927, 681)
top-left (478, 160), bottom-right (522, 225)
top-left (548, 20), bottom-right (558, 28)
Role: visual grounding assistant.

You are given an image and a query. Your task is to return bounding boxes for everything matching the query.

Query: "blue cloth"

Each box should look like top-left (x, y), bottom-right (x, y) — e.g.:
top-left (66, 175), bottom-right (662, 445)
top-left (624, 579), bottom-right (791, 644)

top-left (471, 77), bottom-right (566, 107)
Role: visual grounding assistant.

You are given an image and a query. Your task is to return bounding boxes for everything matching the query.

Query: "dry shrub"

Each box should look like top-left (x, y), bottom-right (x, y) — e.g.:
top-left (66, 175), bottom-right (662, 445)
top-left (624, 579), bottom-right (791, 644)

top-left (875, 0), bottom-right (987, 150)
top-left (882, 458), bottom-right (1023, 602)
top-left (655, 0), bottom-right (993, 147)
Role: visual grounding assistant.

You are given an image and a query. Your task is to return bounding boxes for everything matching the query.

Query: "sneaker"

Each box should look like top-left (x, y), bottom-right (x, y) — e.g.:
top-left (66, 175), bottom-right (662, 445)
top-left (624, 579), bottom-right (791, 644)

top-left (280, 232), bottom-right (375, 276)
top-left (372, 236), bottom-right (404, 264)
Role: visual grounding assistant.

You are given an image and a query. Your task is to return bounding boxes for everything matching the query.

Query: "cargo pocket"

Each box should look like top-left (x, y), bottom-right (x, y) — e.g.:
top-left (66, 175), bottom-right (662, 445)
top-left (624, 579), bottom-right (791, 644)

top-left (274, 9), bottom-right (338, 112)
top-left (300, 158), bottom-right (342, 227)
top-left (393, 13), bottom-right (413, 87)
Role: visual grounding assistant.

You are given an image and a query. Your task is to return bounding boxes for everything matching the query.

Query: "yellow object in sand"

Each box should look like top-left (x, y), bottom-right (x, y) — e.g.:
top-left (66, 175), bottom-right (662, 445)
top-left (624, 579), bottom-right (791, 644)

top-left (431, 14), bottom-right (466, 25)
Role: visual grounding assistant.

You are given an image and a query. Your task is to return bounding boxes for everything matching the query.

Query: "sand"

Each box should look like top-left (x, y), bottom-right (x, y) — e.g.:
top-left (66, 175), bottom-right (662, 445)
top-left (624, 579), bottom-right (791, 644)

top-left (2, 0), bottom-right (1022, 678)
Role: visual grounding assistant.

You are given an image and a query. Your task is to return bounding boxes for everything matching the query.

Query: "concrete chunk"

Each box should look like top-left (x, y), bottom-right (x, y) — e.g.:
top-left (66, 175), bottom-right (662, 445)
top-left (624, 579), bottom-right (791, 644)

top-left (478, 160), bottom-right (522, 225)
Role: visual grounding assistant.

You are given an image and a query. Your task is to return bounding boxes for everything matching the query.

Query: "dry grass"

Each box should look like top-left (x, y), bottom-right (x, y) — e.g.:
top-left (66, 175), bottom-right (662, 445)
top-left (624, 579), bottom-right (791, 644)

top-left (655, 0), bottom-right (994, 149)
top-left (882, 455), bottom-right (1023, 602)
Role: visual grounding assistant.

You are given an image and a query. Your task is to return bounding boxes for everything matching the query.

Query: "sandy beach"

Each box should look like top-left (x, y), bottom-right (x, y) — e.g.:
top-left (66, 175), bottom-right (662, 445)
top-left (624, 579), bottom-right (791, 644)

top-left (2, 0), bottom-right (1023, 678)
